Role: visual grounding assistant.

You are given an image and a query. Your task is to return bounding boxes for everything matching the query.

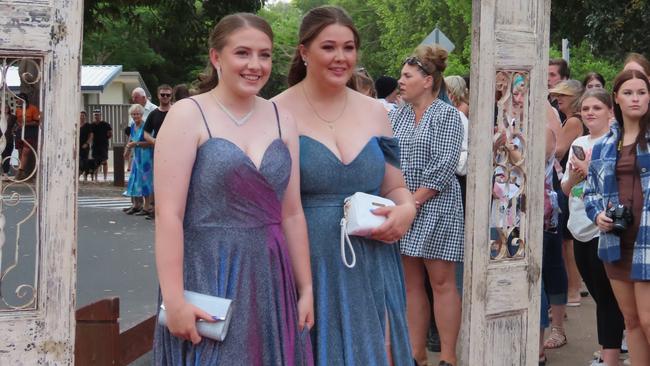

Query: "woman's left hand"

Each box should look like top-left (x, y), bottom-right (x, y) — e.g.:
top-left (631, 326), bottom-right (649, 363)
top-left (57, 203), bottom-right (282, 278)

top-left (569, 151), bottom-right (591, 179)
top-left (296, 288), bottom-right (314, 331)
top-left (369, 203), bottom-right (417, 243)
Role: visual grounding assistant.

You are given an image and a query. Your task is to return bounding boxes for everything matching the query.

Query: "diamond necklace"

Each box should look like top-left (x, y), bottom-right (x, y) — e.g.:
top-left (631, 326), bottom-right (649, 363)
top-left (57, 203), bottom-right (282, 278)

top-left (301, 83), bottom-right (348, 130)
top-left (211, 91), bottom-right (256, 126)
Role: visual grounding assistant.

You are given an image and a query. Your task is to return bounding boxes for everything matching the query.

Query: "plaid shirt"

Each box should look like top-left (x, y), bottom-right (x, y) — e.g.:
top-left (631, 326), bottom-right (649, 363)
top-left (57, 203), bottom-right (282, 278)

top-left (583, 122), bottom-right (650, 280)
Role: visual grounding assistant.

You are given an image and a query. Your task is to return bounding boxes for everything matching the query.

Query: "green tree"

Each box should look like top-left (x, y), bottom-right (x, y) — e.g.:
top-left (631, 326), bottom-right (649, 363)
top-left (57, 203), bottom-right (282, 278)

top-left (83, 0), bottom-right (265, 100)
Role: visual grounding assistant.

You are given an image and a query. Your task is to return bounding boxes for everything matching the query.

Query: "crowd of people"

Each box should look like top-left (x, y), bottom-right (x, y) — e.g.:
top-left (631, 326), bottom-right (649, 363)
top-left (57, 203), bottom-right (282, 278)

top-left (76, 4), bottom-right (650, 366)
top-left (531, 54), bottom-right (650, 366)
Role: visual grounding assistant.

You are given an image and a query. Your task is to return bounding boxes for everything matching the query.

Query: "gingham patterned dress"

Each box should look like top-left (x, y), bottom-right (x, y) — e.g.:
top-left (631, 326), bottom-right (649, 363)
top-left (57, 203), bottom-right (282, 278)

top-left (390, 99), bottom-right (465, 261)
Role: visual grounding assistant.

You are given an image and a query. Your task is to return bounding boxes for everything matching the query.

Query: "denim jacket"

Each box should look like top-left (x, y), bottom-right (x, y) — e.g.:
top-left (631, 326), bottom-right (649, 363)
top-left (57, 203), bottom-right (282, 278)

top-left (583, 122), bottom-right (650, 280)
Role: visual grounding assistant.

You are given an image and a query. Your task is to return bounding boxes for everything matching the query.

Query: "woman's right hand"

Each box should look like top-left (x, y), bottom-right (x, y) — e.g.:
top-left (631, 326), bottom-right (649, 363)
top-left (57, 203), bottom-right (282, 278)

top-left (165, 300), bottom-right (215, 344)
top-left (596, 211), bottom-right (614, 233)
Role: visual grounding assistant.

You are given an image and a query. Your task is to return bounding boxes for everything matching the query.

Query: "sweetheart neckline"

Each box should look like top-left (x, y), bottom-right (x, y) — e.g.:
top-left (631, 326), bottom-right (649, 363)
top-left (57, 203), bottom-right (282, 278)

top-left (299, 135), bottom-right (376, 167)
top-left (199, 137), bottom-right (285, 172)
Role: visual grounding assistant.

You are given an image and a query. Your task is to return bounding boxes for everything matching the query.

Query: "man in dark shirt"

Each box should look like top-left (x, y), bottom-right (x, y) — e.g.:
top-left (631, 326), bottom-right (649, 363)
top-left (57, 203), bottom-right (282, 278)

top-left (91, 109), bottom-right (112, 180)
top-left (79, 111), bottom-right (93, 180)
top-left (142, 84), bottom-right (172, 220)
top-left (143, 84), bottom-right (172, 143)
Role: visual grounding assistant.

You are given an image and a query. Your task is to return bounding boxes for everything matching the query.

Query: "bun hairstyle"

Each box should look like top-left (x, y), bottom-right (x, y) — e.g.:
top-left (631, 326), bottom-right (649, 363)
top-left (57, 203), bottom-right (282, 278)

top-left (197, 13), bottom-right (273, 94)
top-left (411, 45), bottom-right (448, 95)
top-left (612, 69), bottom-right (650, 150)
top-left (287, 6), bottom-right (360, 87)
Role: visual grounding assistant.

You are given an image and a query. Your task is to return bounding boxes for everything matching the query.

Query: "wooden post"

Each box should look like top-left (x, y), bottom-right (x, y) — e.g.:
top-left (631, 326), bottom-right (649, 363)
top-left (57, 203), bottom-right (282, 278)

top-left (461, 1), bottom-right (551, 365)
top-left (113, 145), bottom-right (125, 186)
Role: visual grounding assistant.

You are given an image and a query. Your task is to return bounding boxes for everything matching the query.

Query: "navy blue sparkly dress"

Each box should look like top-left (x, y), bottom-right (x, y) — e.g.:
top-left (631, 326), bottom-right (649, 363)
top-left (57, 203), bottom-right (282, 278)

top-left (299, 135), bottom-right (412, 365)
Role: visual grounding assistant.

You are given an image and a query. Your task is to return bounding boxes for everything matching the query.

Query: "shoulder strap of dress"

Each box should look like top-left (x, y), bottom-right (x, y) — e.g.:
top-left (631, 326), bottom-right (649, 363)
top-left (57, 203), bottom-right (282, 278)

top-left (188, 97), bottom-right (212, 138)
top-left (271, 101), bottom-right (282, 139)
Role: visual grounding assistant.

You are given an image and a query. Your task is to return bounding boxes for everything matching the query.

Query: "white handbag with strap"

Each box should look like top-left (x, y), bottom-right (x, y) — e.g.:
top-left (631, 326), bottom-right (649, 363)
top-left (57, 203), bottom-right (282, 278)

top-left (340, 192), bottom-right (395, 268)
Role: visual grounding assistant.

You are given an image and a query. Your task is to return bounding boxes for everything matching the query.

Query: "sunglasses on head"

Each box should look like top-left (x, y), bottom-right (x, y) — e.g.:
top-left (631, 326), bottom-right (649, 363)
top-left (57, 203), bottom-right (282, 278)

top-left (403, 57), bottom-right (431, 75)
top-left (159, 93), bottom-right (171, 97)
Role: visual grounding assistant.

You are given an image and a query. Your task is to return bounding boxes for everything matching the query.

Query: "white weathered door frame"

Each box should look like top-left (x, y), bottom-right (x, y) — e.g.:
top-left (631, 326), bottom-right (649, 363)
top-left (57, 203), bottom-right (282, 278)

top-left (0, 1), bottom-right (82, 364)
top-left (461, 1), bottom-right (551, 365)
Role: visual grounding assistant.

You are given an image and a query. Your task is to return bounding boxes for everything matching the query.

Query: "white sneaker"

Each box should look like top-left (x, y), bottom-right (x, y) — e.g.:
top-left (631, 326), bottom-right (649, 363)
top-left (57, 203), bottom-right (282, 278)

top-left (623, 358), bottom-right (631, 365)
top-left (590, 359), bottom-right (605, 366)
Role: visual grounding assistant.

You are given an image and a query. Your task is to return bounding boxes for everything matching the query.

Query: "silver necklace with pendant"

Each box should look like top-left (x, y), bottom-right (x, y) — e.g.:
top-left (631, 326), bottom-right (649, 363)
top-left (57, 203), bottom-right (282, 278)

top-left (211, 92), bottom-right (256, 126)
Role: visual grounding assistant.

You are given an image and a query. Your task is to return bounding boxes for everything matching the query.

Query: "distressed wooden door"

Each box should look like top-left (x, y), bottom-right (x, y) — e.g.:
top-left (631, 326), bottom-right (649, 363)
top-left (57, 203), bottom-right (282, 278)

top-left (0, 1), bottom-right (83, 364)
top-left (461, 1), bottom-right (550, 365)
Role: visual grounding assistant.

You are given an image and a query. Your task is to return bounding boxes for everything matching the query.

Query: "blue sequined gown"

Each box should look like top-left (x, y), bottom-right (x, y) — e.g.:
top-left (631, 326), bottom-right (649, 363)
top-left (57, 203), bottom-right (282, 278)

top-left (299, 135), bottom-right (412, 365)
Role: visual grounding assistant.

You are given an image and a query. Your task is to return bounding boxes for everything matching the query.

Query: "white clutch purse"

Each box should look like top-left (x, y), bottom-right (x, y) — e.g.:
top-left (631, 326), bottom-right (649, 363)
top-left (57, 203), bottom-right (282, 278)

top-left (340, 192), bottom-right (395, 268)
top-left (158, 290), bottom-right (233, 342)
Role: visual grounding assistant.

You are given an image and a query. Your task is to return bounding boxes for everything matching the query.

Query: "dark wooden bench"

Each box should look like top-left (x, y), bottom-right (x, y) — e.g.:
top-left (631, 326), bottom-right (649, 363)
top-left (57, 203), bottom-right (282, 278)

top-left (75, 297), bottom-right (156, 365)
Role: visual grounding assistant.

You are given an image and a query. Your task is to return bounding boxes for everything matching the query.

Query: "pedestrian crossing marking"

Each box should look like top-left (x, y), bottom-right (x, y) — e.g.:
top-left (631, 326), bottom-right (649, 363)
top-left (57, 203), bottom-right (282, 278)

top-left (2, 195), bottom-right (132, 209)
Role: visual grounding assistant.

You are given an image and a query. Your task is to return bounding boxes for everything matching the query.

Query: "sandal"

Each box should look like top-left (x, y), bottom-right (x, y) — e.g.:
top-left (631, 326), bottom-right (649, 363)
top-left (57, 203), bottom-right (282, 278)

top-left (134, 209), bottom-right (152, 216)
top-left (125, 206), bottom-right (142, 215)
top-left (544, 326), bottom-right (567, 349)
top-left (122, 206), bottom-right (134, 213)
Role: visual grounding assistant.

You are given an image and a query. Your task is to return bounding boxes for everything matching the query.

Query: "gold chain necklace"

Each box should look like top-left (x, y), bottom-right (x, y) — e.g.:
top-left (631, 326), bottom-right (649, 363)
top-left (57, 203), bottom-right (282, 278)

top-left (211, 91), bottom-right (256, 126)
top-left (301, 83), bottom-right (348, 130)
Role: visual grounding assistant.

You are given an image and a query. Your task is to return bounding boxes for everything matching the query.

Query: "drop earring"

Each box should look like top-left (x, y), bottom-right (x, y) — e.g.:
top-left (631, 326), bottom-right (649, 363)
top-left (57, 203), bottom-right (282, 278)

top-left (303, 59), bottom-right (308, 67)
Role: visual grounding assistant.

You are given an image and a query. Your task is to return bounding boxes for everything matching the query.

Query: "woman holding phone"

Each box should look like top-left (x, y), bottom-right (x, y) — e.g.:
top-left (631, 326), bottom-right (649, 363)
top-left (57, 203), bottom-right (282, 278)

top-left (561, 88), bottom-right (624, 365)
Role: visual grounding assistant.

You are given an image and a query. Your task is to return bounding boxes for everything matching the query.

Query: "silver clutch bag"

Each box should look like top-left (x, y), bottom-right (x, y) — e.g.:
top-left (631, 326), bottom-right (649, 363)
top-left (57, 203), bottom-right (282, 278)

top-left (158, 290), bottom-right (234, 341)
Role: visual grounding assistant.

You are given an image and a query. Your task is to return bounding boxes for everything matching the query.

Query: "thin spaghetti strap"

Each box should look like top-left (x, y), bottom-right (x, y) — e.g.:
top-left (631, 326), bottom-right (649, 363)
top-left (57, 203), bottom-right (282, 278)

top-left (188, 97), bottom-right (213, 138)
top-left (271, 101), bottom-right (282, 139)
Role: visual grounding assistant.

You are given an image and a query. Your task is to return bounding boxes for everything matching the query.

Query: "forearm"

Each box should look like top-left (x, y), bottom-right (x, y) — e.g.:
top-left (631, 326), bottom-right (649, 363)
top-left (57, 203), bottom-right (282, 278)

top-left (281, 213), bottom-right (313, 295)
top-left (155, 212), bottom-right (185, 308)
top-left (384, 185), bottom-right (417, 207)
top-left (413, 187), bottom-right (437, 204)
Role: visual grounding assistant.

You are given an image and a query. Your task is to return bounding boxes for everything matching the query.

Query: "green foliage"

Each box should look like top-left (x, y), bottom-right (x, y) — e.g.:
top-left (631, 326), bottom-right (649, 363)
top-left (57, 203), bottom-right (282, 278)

top-left (550, 43), bottom-right (621, 91)
top-left (83, 0), bottom-right (264, 100)
top-left (258, 3), bottom-right (302, 98)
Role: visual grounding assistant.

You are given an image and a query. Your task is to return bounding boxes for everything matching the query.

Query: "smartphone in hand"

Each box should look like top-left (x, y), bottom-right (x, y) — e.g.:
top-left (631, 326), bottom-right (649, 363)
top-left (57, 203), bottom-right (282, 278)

top-left (572, 145), bottom-right (586, 161)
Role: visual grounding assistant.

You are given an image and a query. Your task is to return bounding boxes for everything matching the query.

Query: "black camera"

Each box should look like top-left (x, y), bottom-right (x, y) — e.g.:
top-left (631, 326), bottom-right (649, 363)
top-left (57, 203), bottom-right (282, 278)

top-left (606, 204), bottom-right (633, 234)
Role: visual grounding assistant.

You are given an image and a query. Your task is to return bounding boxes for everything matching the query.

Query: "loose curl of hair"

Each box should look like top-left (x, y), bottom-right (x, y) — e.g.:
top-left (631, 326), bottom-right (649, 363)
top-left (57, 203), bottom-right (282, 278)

top-left (612, 69), bottom-right (650, 150)
top-left (411, 45), bottom-right (448, 95)
top-left (196, 13), bottom-right (273, 94)
top-left (287, 6), bottom-right (360, 87)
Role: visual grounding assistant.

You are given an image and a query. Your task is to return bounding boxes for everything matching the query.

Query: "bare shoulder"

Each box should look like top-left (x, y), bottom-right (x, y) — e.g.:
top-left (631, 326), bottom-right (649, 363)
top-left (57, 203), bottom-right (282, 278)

top-left (261, 97), bottom-right (297, 138)
top-left (271, 86), bottom-right (299, 108)
top-left (157, 95), bottom-right (205, 140)
top-left (349, 89), bottom-right (393, 136)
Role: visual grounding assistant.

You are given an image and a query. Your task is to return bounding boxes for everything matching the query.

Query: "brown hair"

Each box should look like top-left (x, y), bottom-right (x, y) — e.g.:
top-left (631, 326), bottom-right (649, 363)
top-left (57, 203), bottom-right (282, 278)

top-left (612, 69), bottom-right (650, 149)
top-left (197, 13), bottom-right (273, 94)
top-left (582, 72), bottom-right (605, 88)
top-left (549, 58), bottom-right (570, 79)
top-left (411, 45), bottom-right (448, 95)
top-left (353, 68), bottom-right (376, 97)
top-left (287, 6), bottom-right (360, 87)
top-left (624, 52), bottom-right (650, 77)
top-left (157, 84), bottom-right (172, 93)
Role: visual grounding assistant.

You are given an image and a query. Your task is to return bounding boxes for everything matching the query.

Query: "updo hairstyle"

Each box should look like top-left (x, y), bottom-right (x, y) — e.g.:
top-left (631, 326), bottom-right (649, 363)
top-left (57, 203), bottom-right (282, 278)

top-left (411, 45), bottom-right (448, 95)
top-left (197, 13), bottom-right (273, 94)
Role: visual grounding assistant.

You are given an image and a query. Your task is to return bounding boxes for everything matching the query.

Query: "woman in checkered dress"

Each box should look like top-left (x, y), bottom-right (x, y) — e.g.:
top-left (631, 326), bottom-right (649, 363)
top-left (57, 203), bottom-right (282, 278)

top-left (390, 45), bottom-right (464, 366)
